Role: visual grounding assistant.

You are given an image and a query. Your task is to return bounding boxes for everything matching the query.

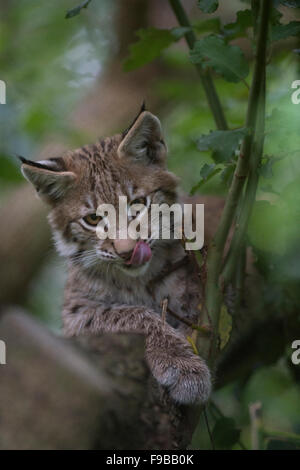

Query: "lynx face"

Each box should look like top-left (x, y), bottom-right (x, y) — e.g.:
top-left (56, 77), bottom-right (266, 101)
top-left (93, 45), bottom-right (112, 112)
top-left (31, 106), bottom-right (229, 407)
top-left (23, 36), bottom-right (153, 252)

top-left (21, 109), bottom-right (179, 277)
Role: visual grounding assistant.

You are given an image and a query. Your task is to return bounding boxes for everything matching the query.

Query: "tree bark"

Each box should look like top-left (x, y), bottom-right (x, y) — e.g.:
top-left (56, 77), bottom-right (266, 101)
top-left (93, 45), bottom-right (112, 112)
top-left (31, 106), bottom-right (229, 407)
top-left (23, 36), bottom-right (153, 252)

top-left (0, 308), bottom-right (197, 450)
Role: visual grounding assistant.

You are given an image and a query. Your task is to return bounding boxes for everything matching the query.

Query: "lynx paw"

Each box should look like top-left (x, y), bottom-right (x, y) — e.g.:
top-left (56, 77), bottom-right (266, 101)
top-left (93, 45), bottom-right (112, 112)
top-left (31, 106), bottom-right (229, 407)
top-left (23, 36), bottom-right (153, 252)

top-left (147, 350), bottom-right (212, 404)
top-left (168, 362), bottom-right (211, 404)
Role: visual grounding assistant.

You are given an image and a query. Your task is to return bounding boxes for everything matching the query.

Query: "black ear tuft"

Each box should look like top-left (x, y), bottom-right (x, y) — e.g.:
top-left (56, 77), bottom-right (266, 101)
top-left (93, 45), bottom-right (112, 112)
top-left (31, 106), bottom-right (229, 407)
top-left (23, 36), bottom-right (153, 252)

top-left (20, 156), bottom-right (75, 203)
top-left (18, 155), bottom-right (66, 172)
top-left (122, 101), bottom-right (147, 138)
top-left (18, 155), bottom-right (28, 164)
top-left (140, 100), bottom-right (146, 113)
top-left (18, 155), bottom-right (51, 171)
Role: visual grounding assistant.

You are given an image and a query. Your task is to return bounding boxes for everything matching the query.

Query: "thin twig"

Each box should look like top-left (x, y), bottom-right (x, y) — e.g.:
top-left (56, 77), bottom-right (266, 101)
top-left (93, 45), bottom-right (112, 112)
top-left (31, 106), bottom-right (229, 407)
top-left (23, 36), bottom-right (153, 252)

top-left (161, 298), bottom-right (168, 325)
top-left (203, 406), bottom-right (215, 450)
top-left (242, 79), bottom-right (250, 90)
top-left (168, 0), bottom-right (228, 131)
top-left (167, 306), bottom-right (211, 335)
top-left (249, 402), bottom-right (264, 450)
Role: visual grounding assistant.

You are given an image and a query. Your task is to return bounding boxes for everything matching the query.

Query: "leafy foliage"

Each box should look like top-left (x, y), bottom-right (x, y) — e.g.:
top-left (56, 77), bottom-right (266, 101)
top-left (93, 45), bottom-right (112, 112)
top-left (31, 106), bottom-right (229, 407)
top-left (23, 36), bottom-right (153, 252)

top-left (223, 9), bottom-right (252, 40)
top-left (218, 305), bottom-right (232, 350)
top-left (272, 21), bottom-right (300, 41)
top-left (270, 7), bottom-right (283, 25)
top-left (190, 35), bottom-right (249, 82)
top-left (123, 27), bottom-right (190, 71)
top-left (197, 0), bottom-right (219, 14)
top-left (196, 128), bottom-right (248, 163)
top-left (212, 417), bottom-right (241, 449)
top-left (190, 163), bottom-right (221, 194)
top-left (220, 163), bottom-right (235, 187)
top-left (193, 18), bottom-right (221, 35)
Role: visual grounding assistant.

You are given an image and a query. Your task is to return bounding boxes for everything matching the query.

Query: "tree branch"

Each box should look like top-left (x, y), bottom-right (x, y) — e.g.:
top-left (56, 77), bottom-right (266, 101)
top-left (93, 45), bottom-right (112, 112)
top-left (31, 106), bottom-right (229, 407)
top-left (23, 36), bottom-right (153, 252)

top-left (222, 71), bottom-right (266, 283)
top-left (168, 0), bottom-right (228, 130)
top-left (203, 0), bottom-right (272, 367)
top-left (0, 309), bottom-right (196, 450)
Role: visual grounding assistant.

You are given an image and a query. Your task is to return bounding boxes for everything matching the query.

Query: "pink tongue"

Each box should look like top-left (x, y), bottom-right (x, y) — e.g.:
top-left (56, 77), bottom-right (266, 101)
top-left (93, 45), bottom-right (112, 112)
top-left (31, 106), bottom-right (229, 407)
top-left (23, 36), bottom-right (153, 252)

top-left (126, 240), bottom-right (152, 266)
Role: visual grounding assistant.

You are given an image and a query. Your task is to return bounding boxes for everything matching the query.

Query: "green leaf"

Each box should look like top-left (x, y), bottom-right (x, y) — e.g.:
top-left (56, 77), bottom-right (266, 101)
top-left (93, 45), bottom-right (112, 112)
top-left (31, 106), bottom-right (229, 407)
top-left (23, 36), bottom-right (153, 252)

top-left (190, 163), bottom-right (221, 194)
top-left (190, 35), bottom-right (249, 82)
top-left (123, 28), bottom-right (189, 72)
top-left (197, 128), bottom-right (248, 163)
top-left (198, 0), bottom-right (219, 13)
top-left (193, 18), bottom-right (221, 35)
top-left (219, 304), bottom-right (232, 350)
top-left (223, 9), bottom-right (252, 40)
top-left (220, 163), bottom-right (235, 186)
top-left (200, 163), bottom-right (217, 179)
top-left (270, 8), bottom-right (283, 25)
top-left (65, 0), bottom-right (92, 19)
top-left (171, 26), bottom-right (192, 39)
top-left (212, 417), bottom-right (241, 449)
top-left (272, 21), bottom-right (300, 41)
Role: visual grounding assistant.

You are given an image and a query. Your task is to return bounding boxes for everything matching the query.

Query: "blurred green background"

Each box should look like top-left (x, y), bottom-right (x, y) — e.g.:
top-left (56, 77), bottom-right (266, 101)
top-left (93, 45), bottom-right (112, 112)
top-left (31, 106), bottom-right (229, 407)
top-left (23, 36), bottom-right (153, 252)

top-left (0, 0), bottom-right (300, 450)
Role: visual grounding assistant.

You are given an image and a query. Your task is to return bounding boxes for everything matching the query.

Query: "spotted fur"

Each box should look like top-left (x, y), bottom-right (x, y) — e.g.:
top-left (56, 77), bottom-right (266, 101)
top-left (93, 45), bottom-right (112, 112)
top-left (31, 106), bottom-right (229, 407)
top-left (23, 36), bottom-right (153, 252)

top-left (21, 109), bottom-right (212, 404)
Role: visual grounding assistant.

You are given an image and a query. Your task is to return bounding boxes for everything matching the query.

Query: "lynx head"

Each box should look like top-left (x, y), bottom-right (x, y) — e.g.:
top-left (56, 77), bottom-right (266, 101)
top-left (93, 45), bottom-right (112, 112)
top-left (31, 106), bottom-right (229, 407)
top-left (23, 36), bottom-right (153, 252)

top-left (21, 107), bottom-right (179, 277)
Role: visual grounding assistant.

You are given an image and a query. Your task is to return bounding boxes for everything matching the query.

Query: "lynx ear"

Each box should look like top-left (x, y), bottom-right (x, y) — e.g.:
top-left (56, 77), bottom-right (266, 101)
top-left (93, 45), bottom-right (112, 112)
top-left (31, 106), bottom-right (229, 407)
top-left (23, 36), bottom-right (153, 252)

top-left (20, 157), bottom-right (76, 203)
top-left (118, 111), bottom-right (167, 167)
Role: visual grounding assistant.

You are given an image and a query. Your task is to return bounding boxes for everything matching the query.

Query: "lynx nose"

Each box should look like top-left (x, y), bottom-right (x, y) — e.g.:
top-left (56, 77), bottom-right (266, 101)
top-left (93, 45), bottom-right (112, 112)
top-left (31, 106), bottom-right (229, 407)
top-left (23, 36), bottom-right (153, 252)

top-left (113, 238), bottom-right (137, 260)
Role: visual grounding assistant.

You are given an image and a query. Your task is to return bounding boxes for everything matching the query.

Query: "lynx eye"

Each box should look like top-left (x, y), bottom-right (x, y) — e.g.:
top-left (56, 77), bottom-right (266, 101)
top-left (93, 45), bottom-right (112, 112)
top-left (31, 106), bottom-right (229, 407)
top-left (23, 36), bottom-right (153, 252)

top-left (83, 213), bottom-right (102, 226)
top-left (130, 197), bottom-right (147, 207)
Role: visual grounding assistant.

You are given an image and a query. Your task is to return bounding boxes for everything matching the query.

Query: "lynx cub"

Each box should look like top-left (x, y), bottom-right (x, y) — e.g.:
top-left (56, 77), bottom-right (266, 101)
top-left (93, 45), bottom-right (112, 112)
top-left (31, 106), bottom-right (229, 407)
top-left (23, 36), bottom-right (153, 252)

top-left (21, 107), bottom-right (212, 404)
